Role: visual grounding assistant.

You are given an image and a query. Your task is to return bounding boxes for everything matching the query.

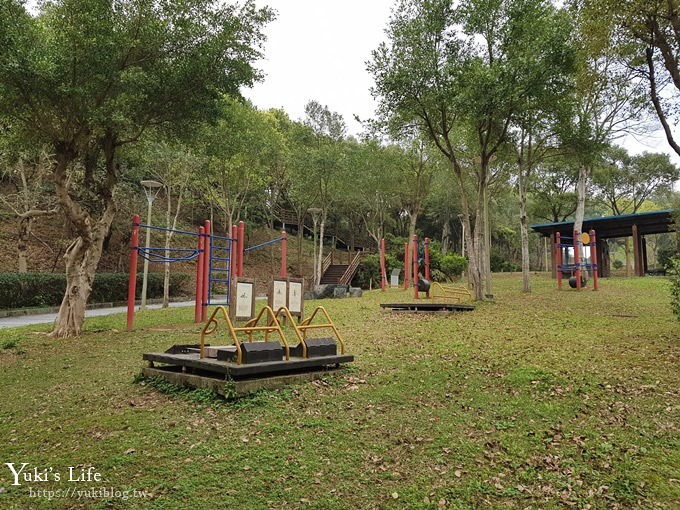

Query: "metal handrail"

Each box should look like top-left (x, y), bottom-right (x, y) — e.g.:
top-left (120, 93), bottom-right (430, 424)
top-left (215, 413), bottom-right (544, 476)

top-left (200, 305), bottom-right (289, 364)
top-left (339, 251), bottom-right (364, 286)
top-left (321, 251), bottom-right (333, 274)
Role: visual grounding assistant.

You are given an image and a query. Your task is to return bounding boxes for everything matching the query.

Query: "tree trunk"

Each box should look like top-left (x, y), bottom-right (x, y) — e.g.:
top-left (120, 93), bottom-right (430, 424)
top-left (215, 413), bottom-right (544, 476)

top-left (51, 236), bottom-right (105, 338)
top-left (519, 182), bottom-right (531, 292)
top-left (441, 220), bottom-right (451, 255)
top-left (17, 216), bottom-right (31, 273)
top-left (518, 135), bottom-right (532, 293)
top-left (574, 165), bottom-right (588, 237)
top-left (315, 212), bottom-right (326, 286)
top-left (50, 134), bottom-right (118, 338)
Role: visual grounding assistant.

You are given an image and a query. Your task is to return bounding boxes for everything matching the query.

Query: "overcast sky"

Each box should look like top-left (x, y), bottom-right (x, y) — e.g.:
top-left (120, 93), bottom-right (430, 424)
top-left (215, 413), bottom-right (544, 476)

top-left (244, 0), bottom-right (679, 172)
top-left (243, 0), bottom-right (394, 135)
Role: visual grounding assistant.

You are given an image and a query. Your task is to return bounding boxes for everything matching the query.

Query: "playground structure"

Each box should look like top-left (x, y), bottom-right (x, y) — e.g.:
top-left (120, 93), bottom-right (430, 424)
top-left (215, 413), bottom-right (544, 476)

top-left (555, 229), bottom-right (599, 291)
top-left (126, 215), bottom-right (288, 331)
top-left (127, 215), bottom-right (352, 394)
top-left (379, 236), bottom-right (474, 314)
top-left (142, 277), bottom-right (353, 396)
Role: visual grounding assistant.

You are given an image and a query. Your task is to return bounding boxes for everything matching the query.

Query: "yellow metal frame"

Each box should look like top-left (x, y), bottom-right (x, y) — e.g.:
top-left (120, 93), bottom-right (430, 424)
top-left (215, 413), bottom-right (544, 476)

top-left (200, 305), bottom-right (290, 365)
top-left (271, 305), bottom-right (346, 357)
top-left (297, 306), bottom-right (346, 355)
top-left (427, 282), bottom-right (472, 304)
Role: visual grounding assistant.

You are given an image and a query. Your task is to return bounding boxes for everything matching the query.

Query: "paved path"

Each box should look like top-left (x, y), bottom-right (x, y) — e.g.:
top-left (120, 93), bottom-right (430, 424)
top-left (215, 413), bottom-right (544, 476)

top-left (0, 301), bottom-right (195, 330)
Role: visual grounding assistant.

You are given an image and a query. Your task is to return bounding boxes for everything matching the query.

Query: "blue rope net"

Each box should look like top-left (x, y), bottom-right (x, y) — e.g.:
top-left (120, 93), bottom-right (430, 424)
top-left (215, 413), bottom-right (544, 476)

top-left (137, 246), bottom-right (200, 263)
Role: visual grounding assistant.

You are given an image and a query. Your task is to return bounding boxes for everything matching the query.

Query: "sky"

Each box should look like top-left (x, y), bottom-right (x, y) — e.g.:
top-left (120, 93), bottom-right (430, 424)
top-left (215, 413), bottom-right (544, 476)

top-left (244, 0), bottom-right (680, 175)
top-left (243, 0), bottom-right (395, 136)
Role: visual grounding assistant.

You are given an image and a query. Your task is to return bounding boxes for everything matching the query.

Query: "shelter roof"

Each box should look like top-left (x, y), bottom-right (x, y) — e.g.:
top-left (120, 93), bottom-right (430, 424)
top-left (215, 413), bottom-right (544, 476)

top-left (530, 210), bottom-right (676, 239)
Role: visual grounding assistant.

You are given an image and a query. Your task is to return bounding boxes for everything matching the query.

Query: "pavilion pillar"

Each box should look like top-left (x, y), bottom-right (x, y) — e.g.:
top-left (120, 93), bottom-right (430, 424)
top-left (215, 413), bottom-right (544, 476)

top-left (550, 232), bottom-right (556, 279)
top-left (632, 224), bottom-right (643, 277)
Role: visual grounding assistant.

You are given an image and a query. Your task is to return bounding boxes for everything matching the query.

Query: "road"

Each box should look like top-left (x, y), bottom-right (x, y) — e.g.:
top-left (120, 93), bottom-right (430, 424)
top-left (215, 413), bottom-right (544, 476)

top-left (0, 300), bottom-right (196, 330)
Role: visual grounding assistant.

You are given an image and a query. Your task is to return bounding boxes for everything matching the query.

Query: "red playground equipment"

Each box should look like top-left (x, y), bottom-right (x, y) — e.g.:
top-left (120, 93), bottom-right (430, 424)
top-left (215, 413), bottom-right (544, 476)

top-left (126, 215), bottom-right (287, 331)
top-left (555, 229), bottom-right (599, 291)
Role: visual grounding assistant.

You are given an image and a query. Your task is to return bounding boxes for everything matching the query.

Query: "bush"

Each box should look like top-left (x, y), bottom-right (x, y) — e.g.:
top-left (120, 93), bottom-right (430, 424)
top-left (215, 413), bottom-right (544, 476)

top-left (613, 260), bottom-right (624, 270)
top-left (669, 256), bottom-right (680, 321)
top-left (353, 253), bottom-right (400, 289)
top-left (0, 272), bottom-right (191, 309)
top-left (440, 253), bottom-right (468, 280)
top-left (658, 247), bottom-right (679, 270)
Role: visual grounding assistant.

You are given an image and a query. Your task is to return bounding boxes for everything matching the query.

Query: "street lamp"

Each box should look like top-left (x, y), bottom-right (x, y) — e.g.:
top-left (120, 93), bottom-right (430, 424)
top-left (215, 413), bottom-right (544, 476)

top-left (140, 180), bottom-right (163, 310)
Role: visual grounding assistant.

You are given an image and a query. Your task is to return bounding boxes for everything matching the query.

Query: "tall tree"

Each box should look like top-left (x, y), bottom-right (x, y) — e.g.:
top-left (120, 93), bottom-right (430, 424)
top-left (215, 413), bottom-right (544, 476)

top-left (0, 0), bottom-right (272, 337)
top-left (202, 97), bottom-right (274, 233)
top-left (566, 0), bottom-right (646, 236)
top-left (302, 100), bottom-right (347, 286)
top-left (582, 0), bottom-right (680, 157)
top-left (369, 0), bottom-right (575, 300)
top-left (508, 0), bottom-right (574, 292)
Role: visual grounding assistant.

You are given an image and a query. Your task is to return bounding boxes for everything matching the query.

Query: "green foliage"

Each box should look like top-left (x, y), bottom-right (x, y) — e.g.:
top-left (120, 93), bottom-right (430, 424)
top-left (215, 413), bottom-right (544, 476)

top-left (0, 272), bottom-right (190, 309)
top-left (613, 259), bottom-right (624, 270)
top-left (440, 253), bottom-right (468, 280)
top-left (658, 247), bottom-right (678, 271)
top-left (138, 376), bottom-right (224, 405)
top-left (669, 256), bottom-right (680, 321)
top-left (491, 249), bottom-right (521, 273)
top-left (354, 253), bottom-right (400, 289)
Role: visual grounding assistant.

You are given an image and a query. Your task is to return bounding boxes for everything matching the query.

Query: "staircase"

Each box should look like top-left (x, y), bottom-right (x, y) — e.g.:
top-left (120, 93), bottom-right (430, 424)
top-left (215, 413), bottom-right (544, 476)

top-left (320, 264), bottom-right (349, 284)
top-left (319, 251), bottom-right (365, 285)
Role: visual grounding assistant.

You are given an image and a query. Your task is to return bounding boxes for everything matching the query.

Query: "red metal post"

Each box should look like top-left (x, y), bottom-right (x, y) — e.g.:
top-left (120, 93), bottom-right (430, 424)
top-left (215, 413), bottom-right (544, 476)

top-left (230, 224), bottom-right (238, 282)
top-left (574, 229), bottom-right (581, 290)
top-left (126, 215), bottom-right (140, 332)
top-left (380, 238), bottom-right (386, 291)
top-left (424, 237), bottom-right (430, 298)
top-left (413, 235), bottom-right (419, 299)
top-left (590, 229), bottom-right (599, 291)
top-left (404, 242), bottom-right (409, 290)
top-left (556, 232), bottom-right (562, 290)
top-left (194, 226), bottom-right (205, 323)
top-left (281, 231), bottom-right (287, 277)
top-left (201, 220), bottom-right (211, 321)
top-left (238, 220), bottom-right (245, 277)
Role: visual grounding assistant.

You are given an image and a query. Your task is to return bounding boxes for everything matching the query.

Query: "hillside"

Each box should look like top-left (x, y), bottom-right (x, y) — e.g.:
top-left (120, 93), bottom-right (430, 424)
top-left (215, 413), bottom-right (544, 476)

top-left (0, 213), bottom-right (319, 295)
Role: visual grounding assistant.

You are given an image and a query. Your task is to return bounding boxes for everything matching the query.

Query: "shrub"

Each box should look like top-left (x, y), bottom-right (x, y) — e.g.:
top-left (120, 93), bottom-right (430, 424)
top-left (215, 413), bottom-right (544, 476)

top-left (0, 272), bottom-right (191, 309)
top-left (440, 253), bottom-right (468, 280)
top-left (658, 247), bottom-right (679, 271)
top-left (613, 260), bottom-right (624, 270)
top-left (353, 253), bottom-right (400, 289)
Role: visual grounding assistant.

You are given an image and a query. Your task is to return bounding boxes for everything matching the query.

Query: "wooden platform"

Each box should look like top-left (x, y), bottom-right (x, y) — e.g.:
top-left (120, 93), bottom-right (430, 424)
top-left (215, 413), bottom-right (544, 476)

top-left (379, 302), bottom-right (475, 313)
top-left (142, 343), bottom-right (354, 396)
top-left (142, 365), bottom-right (347, 398)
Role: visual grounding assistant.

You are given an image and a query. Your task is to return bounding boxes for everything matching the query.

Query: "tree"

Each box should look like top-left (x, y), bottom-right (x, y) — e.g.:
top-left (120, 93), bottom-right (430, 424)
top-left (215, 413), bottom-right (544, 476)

top-left (0, 142), bottom-right (58, 272)
top-left (369, 0), bottom-right (575, 300)
top-left (302, 101), bottom-right (347, 286)
top-left (582, 0), bottom-right (680, 157)
top-left (529, 161), bottom-right (579, 223)
top-left (507, 0), bottom-right (575, 292)
top-left (201, 98), bottom-right (274, 233)
top-left (565, 0), bottom-right (647, 237)
top-left (0, 0), bottom-right (273, 337)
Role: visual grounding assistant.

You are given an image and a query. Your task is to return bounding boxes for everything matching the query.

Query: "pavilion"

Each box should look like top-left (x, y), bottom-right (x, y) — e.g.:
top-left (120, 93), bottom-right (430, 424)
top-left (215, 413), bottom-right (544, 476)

top-left (530, 210), bottom-right (677, 277)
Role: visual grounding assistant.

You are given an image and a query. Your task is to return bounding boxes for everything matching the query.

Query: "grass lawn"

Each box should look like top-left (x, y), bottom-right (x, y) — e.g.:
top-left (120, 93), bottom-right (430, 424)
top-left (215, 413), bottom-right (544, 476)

top-left (0, 273), bottom-right (678, 509)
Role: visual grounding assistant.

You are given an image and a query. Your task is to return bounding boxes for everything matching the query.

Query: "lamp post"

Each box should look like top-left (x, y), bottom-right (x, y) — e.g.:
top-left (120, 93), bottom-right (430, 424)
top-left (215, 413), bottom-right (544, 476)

top-left (140, 180), bottom-right (163, 310)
